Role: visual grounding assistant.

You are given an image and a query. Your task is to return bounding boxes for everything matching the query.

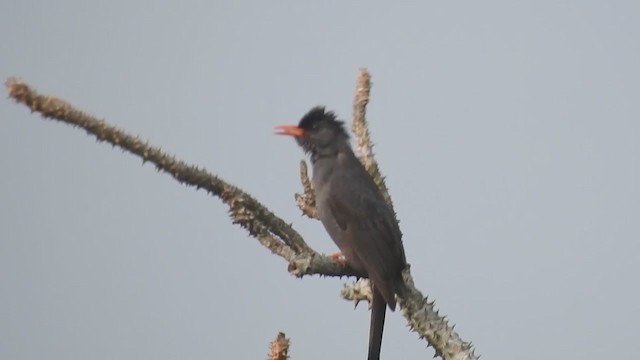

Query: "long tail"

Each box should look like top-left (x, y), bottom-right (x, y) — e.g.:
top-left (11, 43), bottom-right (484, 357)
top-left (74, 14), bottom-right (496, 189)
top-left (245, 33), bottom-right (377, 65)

top-left (368, 287), bottom-right (387, 360)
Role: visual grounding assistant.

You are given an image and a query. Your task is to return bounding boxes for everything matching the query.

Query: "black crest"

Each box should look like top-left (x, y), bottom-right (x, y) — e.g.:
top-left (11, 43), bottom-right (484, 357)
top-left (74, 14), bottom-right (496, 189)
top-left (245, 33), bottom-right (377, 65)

top-left (298, 106), bottom-right (349, 138)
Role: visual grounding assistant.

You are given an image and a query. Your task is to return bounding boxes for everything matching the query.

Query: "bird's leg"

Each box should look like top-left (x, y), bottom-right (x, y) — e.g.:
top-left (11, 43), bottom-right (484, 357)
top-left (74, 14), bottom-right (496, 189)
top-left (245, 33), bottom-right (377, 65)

top-left (328, 252), bottom-right (348, 267)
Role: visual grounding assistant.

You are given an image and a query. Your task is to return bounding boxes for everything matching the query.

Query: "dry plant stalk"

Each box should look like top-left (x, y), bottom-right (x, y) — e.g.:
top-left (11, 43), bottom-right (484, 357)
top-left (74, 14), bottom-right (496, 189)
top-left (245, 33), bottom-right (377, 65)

top-left (267, 332), bottom-right (290, 360)
top-left (5, 73), bottom-right (478, 360)
top-left (294, 160), bottom-right (318, 219)
top-left (351, 69), bottom-right (398, 221)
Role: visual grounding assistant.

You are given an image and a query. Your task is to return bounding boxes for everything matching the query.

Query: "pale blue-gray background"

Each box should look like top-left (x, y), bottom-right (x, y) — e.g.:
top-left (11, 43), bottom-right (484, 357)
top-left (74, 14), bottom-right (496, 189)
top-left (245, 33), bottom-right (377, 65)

top-left (1, 1), bottom-right (638, 359)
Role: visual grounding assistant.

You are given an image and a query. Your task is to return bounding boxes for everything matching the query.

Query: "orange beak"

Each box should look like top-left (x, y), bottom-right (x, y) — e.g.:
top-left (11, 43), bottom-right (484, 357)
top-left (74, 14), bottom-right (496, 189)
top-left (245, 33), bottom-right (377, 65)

top-left (274, 125), bottom-right (304, 137)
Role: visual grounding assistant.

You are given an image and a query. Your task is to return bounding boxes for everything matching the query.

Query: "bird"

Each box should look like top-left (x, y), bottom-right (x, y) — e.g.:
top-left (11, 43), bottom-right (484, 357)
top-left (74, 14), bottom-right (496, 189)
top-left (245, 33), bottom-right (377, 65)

top-left (275, 106), bottom-right (407, 360)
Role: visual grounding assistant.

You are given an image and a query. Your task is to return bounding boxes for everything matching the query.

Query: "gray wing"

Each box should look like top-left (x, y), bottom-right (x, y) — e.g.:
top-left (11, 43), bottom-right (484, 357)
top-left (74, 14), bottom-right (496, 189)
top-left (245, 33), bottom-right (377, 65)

top-left (326, 162), bottom-right (406, 308)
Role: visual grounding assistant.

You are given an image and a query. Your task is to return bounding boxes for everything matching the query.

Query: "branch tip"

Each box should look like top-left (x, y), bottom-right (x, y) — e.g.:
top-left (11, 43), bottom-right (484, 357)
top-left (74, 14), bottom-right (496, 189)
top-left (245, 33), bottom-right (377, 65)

top-left (267, 332), bottom-right (290, 360)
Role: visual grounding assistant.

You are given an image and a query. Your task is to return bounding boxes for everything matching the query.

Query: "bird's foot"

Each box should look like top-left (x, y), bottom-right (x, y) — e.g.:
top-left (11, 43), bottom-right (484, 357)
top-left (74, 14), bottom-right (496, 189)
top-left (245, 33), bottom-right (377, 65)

top-left (328, 252), bottom-right (347, 267)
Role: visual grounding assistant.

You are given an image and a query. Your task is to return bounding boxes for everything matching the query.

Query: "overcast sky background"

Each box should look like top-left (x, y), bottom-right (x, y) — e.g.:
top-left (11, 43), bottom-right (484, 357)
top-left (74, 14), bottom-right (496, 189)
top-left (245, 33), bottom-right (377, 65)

top-left (1, 1), bottom-right (639, 359)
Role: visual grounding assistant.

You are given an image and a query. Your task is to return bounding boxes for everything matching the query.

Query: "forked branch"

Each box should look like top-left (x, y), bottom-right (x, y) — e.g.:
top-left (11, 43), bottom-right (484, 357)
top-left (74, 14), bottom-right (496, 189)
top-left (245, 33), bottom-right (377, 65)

top-left (5, 73), bottom-right (477, 360)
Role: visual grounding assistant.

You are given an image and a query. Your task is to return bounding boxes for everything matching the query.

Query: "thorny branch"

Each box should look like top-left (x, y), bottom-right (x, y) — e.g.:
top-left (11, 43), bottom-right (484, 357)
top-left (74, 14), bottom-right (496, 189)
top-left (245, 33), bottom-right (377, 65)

top-left (5, 73), bottom-right (478, 360)
top-left (267, 332), bottom-right (290, 360)
top-left (294, 160), bottom-right (318, 219)
top-left (351, 69), bottom-right (397, 220)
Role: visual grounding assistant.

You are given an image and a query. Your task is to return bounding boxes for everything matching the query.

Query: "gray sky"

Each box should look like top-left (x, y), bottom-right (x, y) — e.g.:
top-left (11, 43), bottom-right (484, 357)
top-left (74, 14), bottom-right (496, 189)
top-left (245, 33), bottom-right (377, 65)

top-left (1, 1), bottom-right (638, 359)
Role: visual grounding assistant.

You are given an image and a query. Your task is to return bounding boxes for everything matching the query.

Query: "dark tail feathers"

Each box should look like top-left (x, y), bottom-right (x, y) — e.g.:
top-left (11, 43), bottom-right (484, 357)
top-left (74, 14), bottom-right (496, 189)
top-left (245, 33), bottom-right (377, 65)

top-left (368, 287), bottom-right (386, 360)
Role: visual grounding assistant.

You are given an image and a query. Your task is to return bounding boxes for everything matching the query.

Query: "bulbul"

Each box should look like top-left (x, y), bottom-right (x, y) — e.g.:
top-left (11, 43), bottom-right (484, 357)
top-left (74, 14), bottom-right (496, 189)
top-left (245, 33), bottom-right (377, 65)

top-left (276, 106), bottom-right (407, 360)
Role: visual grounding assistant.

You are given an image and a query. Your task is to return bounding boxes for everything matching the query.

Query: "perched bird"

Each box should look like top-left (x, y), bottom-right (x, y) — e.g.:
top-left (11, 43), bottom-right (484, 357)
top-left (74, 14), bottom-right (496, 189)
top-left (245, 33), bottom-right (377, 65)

top-left (275, 106), bottom-right (407, 360)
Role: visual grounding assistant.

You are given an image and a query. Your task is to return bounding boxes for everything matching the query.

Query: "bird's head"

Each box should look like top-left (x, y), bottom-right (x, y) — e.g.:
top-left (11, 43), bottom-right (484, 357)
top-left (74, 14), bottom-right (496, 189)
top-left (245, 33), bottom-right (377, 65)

top-left (275, 106), bottom-right (350, 157)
